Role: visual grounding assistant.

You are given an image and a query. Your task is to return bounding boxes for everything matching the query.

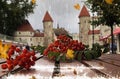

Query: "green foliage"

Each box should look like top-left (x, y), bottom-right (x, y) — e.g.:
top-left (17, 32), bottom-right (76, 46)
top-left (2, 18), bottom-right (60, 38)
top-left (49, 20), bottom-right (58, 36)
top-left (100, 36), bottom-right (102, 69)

top-left (34, 45), bottom-right (46, 54)
top-left (84, 50), bottom-right (94, 60)
top-left (86, 0), bottom-right (120, 26)
top-left (76, 43), bottom-right (102, 61)
top-left (75, 51), bottom-right (84, 61)
top-left (0, 0), bottom-right (36, 36)
top-left (103, 47), bottom-right (110, 53)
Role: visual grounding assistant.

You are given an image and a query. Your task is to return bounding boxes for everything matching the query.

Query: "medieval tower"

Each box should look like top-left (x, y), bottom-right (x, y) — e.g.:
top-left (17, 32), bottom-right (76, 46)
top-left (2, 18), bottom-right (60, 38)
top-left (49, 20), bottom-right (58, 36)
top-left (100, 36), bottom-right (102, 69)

top-left (42, 11), bottom-right (54, 47)
top-left (78, 5), bottom-right (90, 45)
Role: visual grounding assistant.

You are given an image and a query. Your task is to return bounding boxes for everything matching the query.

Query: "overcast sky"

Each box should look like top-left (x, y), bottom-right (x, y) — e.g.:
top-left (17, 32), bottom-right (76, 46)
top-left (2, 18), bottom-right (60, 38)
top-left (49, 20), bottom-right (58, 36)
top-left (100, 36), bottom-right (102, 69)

top-left (27, 0), bottom-right (87, 33)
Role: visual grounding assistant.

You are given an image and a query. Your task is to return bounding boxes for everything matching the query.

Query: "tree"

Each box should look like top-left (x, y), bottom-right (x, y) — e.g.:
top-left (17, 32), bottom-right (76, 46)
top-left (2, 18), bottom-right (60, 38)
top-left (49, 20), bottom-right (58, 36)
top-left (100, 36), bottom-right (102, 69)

top-left (0, 0), bottom-right (36, 36)
top-left (86, 0), bottom-right (120, 54)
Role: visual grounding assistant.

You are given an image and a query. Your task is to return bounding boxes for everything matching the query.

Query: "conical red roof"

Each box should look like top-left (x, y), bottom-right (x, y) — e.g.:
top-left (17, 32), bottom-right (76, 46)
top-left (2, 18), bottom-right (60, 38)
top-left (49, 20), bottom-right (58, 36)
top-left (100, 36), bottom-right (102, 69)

top-left (78, 5), bottom-right (90, 17)
top-left (17, 20), bottom-right (34, 32)
top-left (43, 11), bottom-right (53, 22)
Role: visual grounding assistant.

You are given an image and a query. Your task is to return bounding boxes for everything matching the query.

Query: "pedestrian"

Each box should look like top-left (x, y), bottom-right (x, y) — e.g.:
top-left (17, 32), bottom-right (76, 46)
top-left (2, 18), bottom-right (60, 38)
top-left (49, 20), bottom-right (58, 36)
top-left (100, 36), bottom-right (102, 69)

top-left (110, 42), bottom-right (117, 54)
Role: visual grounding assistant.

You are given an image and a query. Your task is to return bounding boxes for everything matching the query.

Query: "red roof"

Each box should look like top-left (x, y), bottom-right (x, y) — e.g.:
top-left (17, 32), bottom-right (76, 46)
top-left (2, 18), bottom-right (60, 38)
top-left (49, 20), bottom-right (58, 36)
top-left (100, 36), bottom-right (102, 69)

top-left (78, 5), bottom-right (90, 17)
top-left (34, 32), bottom-right (44, 37)
top-left (43, 11), bottom-right (53, 22)
top-left (100, 27), bottom-right (120, 40)
top-left (17, 20), bottom-right (34, 32)
top-left (113, 27), bottom-right (120, 34)
top-left (88, 30), bottom-right (100, 35)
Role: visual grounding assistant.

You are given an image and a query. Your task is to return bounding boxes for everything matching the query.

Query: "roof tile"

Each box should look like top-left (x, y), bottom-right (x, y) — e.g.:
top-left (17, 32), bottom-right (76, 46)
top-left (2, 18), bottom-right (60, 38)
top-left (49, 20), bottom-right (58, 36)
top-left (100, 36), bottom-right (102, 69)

top-left (79, 5), bottom-right (90, 17)
top-left (43, 11), bottom-right (53, 22)
top-left (17, 20), bottom-right (34, 32)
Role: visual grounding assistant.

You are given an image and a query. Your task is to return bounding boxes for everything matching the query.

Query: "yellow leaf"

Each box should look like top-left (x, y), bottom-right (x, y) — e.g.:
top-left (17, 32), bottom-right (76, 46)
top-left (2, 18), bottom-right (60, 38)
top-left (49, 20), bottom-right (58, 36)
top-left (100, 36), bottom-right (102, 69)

top-left (0, 40), bottom-right (11, 59)
top-left (66, 49), bottom-right (74, 59)
top-left (105, 0), bottom-right (113, 4)
top-left (74, 3), bottom-right (80, 10)
top-left (31, 0), bottom-right (36, 4)
top-left (29, 76), bottom-right (36, 79)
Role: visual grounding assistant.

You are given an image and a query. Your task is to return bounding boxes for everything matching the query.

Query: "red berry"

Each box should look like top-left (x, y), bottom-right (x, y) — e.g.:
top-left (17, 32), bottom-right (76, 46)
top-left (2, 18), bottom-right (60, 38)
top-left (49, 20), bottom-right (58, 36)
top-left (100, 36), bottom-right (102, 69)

top-left (8, 49), bottom-right (14, 55)
top-left (43, 49), bottom-right (48, 56)
top-left (13, 59), bottom-right (18, 66)
top-left (30, 61), bottom-right (35, 66)
top-left (7, 64), bottom-right (14, 71)
top-left (18, 61), bottom-right (24, 67)
top-left (32, 56), bottom-right (37, 61)
top-left (31, 51), bottom-right (35, 56)
top-left (26, 53), bottom-right (31, 58)
top-left (25, 64), bottom-right (30, 70)
top-left (16, 47), bottom-right (21, 52)
top-left (22, 49), bottom-right (28, 53)
top-left (1, 64), bottom-right (8, 69)
top-left (6, 60), bottom-right (13, 64)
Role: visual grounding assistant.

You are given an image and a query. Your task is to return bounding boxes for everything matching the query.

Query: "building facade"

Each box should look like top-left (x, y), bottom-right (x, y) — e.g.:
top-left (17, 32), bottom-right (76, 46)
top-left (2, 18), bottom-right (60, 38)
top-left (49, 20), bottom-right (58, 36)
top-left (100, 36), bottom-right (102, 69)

top-left (14, 11), bottom-right (54, 47)
top-left (42, 11), bottom-right (54, 47)
top-left (78, 5), bottom-right (91, 45)
top-left (14, 20), bottom-right (44, 46)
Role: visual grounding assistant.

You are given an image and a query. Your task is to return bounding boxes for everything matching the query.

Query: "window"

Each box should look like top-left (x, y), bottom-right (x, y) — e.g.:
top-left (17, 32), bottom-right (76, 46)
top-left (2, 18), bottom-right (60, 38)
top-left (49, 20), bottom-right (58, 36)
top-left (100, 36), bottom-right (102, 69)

top-left (30, 32), bottom-right (32, 34)
top-left (30, 38), bottom-right (32, 41)
top-left (19, 38), bottom-right (21, 41)
top-left (31, 43), bottom-right (33, 46)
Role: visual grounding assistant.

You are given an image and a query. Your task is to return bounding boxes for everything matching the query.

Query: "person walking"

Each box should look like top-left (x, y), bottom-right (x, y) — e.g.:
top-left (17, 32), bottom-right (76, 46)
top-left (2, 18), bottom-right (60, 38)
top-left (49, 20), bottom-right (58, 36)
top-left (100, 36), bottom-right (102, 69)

top-left (110, 42), bottom-right (117, 54)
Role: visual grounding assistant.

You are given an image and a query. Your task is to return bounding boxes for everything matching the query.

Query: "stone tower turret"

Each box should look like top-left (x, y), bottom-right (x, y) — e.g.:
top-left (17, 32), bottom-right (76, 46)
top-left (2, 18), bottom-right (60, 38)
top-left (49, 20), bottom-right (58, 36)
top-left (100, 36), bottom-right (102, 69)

top-left (78, 5), bottom-right (90, 45)
top-left (43, 11), bottom-right (54, 46)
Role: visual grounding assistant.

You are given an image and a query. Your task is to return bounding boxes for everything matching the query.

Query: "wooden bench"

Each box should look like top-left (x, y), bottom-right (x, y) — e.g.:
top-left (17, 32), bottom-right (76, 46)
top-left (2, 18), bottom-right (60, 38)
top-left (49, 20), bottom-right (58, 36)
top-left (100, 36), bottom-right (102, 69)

top-left (0, 54), bottom-right (120, 79)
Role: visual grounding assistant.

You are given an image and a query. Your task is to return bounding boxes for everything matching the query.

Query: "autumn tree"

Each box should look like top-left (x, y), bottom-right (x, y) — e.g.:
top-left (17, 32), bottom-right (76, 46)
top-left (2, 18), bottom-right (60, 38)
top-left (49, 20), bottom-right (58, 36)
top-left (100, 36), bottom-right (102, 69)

top-left (0, 0), bottom-right (36, 36)
top-left (86, 0), bottom-right (120, 54)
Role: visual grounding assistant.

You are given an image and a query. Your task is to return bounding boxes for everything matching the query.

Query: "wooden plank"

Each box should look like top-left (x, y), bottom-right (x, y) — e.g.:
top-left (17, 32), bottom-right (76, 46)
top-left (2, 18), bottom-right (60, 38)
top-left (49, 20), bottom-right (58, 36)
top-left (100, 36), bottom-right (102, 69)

top-left (60, 60), bottom-right (99, 78)
top-left (1, 54), bottom-right (120, 79)
top-left (84, 59), bottom-right (120, 77)
top-left (100, 54), bottom-right (120, 61)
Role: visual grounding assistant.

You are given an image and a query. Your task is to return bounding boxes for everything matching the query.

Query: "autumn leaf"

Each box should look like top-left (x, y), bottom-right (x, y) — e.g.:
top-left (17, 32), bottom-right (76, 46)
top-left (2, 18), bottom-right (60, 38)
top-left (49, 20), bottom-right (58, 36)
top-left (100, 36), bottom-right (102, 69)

top-left (31, 0), bottom-right (36, 4)
top-left (74, 3), bottom-right (80, 10)
top-left (0, 40), bottom-right (12, 59)
top-left (73, 69), bottom-right (77, 75)
top-left (29, 76), bottom-right (36, 79)
top-left (66, 49), bottom-right (74, 59)
top-left (105, 0), bottom-right (113, 4)
top-left (99, 62), bottom-right (103, 66)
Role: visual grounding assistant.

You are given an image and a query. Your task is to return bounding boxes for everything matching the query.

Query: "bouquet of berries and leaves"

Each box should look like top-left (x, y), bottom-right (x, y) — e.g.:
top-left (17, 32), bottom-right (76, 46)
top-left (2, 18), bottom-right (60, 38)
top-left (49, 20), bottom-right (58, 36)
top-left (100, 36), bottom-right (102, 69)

top-left (43, 35), bottom-right (85, 62)
top-left (0, 40), bottom-right (37, 71)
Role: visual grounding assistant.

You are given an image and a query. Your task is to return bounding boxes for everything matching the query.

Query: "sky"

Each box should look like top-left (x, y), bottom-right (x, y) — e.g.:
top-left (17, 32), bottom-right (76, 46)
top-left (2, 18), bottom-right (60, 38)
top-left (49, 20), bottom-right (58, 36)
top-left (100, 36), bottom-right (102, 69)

top-left (27, 0), bottom-right (87, 33)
